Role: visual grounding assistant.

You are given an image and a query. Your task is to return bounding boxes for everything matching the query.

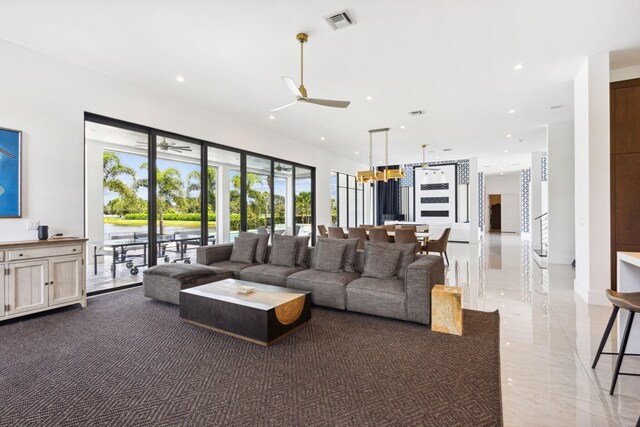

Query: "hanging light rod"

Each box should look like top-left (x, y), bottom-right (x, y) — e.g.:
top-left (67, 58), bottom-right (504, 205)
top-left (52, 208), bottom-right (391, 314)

top-left (357, 128), bottom-right (404, 183)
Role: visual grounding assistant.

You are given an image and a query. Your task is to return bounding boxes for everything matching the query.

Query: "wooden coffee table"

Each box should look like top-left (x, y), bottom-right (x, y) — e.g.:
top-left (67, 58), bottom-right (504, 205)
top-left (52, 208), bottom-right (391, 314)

top-left (179, 278), bottom-right (311, 346)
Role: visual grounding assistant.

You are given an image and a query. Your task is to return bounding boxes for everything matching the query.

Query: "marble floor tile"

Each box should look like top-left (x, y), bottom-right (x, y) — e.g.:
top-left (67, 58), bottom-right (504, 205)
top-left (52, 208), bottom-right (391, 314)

top-left (445, 234), bottom-right (640, 426)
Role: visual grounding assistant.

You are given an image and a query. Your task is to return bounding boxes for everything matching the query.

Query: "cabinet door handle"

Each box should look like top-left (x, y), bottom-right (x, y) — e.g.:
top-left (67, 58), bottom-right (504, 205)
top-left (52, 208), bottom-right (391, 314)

top-left (18, 253), bottom-right (23, 257)
top-left (44, 282), bottom-right (49, 286)
top-left (72, 248), bottom-right (77, 252)
top-left (50, 281), bottom-right (54, 285)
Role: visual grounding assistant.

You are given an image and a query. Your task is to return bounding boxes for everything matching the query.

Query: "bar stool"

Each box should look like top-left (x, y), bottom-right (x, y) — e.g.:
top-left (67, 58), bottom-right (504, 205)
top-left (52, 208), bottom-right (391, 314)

top-left (592, 289), bottom-right (640, 395)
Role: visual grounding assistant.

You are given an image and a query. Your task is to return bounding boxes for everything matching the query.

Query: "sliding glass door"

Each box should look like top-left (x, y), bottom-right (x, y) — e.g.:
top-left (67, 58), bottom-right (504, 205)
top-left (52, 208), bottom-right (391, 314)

top-left (154, 135), bottom-right (202, 264)
top-left (85, 113), bottom-right (316, 293)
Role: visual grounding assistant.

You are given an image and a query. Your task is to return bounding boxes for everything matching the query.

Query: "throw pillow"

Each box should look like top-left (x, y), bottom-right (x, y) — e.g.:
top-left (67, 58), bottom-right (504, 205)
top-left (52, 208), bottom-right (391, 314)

top-left (365, 240), bottom-right (416, 278)
top-left (315, 238), bottom-right (348, 273)
top-left (270, 234), bottom-right (298, 267)
top-left (238, 231), bottom-right (270, 263)
top-left (295, 235), bottom-right (311, 266)
top-left (230, 237), bottom-right (258, 264)
top-left (362, 242), bottom-right (403, 279)
top-left (313, 237), bottom-right (359, 272)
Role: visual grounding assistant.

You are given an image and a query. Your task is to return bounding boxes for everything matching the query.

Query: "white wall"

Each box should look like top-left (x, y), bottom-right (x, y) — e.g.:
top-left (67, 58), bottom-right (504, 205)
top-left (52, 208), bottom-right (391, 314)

top-left (0, 40), bottom-right (367, 242)
top-left (610, 65), bottom-right (640, 82)
top-left (484, 173), bottom-right (520, 233)
top-left (574, 53), bottom-right (611, 306)
top-left (548, 121), bottom-right (575, 265)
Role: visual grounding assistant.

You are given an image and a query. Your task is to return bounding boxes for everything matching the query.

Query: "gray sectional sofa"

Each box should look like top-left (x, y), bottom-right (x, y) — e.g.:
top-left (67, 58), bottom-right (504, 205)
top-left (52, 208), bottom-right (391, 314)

top-left (195, 241), bottom-right (445, 325)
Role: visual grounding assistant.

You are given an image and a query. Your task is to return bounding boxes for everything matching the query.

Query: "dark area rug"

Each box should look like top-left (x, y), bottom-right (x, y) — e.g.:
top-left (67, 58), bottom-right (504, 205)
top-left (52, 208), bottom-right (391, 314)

top-left (0, 287), bottom-right (502, 426)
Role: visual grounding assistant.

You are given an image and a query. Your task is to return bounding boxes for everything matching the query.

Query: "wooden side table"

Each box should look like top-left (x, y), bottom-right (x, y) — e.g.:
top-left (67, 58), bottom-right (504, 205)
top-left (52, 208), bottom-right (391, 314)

top-left (431, 285), bottom-right (463, 335)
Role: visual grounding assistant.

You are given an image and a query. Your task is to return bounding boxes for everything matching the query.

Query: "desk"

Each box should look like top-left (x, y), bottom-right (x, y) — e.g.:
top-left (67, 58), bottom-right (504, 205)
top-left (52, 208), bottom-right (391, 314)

top-left (617, 252), bottom-right (640, 353)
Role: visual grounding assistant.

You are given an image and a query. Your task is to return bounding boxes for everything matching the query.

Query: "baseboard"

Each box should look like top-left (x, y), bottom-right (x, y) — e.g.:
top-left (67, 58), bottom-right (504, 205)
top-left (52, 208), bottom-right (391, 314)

top-left (574, 279), bottom-right (609, 306)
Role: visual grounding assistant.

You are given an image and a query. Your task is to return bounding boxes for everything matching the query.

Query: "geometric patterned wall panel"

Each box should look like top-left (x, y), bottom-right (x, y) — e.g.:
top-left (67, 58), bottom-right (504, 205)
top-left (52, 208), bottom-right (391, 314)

top-left (478, 172), bottom-right (484, 232)
top-left (541, 156), bottom-right (548, 182)
top-left (520, 168), bottom-right (531, 233)
top-left (400, 159), bottom-right (470, 187)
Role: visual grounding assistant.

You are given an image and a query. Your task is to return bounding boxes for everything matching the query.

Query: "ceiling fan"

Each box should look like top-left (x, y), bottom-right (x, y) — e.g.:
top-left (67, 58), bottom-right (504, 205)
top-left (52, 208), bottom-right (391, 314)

top-left (135, 137), bottom-right (192, 153)
top-left (271, 33), bottom-right (350, 112)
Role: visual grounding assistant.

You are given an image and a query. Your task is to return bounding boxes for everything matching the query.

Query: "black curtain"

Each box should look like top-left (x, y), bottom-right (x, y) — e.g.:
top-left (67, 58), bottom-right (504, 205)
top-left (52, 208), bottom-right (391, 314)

top-left (376, 165), bottom-right (401, 225)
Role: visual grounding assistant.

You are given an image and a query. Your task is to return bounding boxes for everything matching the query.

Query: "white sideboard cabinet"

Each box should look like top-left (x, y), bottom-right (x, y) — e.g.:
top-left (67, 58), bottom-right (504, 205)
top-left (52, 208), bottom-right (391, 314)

top-left (0, 238), bottom-right (87, 321)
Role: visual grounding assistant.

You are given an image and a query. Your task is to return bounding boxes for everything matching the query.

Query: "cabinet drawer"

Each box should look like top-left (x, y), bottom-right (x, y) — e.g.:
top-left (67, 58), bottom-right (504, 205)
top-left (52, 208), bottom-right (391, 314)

top-left (0, 251), bottom-right (4, 262)
top-left (7, 244), bottom-right (83, 261)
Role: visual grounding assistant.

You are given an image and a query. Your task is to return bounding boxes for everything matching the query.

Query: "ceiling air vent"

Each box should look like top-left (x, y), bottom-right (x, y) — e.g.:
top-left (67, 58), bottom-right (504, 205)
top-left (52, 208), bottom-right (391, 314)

top-left (408, 110), bottom-right (424, 116)
top-left (324, 10), bottom-right (355, 30)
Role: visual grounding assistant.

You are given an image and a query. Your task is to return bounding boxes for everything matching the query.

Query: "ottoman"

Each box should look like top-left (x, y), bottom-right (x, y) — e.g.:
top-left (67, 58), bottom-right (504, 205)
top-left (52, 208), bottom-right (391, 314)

top-left (143, 263), bottom-right (233, 305)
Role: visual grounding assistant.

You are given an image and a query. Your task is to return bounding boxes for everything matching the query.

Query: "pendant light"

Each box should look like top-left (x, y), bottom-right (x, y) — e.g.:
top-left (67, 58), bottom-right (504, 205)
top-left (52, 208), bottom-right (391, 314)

top-left (357, 128), bottom-right (405, 183)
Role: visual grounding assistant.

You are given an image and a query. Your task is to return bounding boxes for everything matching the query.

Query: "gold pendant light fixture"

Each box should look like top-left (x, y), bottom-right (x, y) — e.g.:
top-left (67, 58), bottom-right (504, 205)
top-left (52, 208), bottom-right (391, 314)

top-left (357, 128), bottom-right (405, 183)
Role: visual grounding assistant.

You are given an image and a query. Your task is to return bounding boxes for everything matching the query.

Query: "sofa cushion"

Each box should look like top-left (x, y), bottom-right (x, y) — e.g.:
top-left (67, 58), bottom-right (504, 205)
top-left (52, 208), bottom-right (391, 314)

top-left (144, 263), bottom-right (223, 283)
top-left (237, 231), bottom-right (270, 264)
top-left (287, 269), bottom-right (361, 310)
top-left (230, 237), bottom-right (258, 264)
top-left (315, 238), bottom-right (347, 273)
top-left (239, 264), bottom-right (304, 287)
top-left (364, 240), bottom-right (417, 278)
top-left (295, 235), bottom-right (311, 266)
top-left (346, 277), bottom-right (407, 321)
top-left (209, 260), bottom-right (259, 278)
top-left (362, 243), bottom-right (402, 279)
top-left (269, 234), bottom-right (298, 267)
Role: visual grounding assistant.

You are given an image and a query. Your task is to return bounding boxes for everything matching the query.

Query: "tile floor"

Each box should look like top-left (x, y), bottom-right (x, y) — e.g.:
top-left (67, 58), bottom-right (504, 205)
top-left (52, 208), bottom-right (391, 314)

top-left (447, 233), bottom-right (640, 426)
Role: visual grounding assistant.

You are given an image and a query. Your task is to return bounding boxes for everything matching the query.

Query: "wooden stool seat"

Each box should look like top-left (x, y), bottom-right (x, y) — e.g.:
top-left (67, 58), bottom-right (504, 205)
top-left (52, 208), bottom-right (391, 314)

top-left (606, 289), bottom-right (640, 312)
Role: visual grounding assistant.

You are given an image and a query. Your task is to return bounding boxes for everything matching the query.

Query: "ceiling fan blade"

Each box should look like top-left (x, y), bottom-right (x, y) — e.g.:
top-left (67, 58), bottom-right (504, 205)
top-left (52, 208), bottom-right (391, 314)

top-left (270, 100), bottom-right (299, 112)
top-left (172, 146), bottom-right (191, 149)
top-left (281, 76), bottom-right (302, 97)
top-left (305, 98), bottom-right (350, 108)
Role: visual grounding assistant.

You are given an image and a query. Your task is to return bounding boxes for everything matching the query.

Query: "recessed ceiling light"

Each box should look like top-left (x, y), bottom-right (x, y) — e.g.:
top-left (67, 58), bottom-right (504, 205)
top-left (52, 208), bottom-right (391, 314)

top-left (366, 96), bottom-right (373, 101)
top-left (506, 134), bottom-right (512, 138)
top-left (176, 76), bottom-right (185, 82)
top-left (355, 151), bottom-right (359, 154)
top-left (269, 115), bottom-right (275, 120)
top-left (508, 109), bottom-right (516, 114)
top-left (504, 150), bottom-right (509, 153)
top-left (502, 159), bottom-right (506, 162)
top-left (400, 125), bottom-right (405, 129)
top-left (514, 63), bottom-right (524, 71)
top-left (378, 161), bottom-right (383, 164)
top-left (500, 172), bottom-right (504, 176)
top-left (320, 137), bottom-right (325, 140)
top-left (435, 156), bottom-right (440, 159)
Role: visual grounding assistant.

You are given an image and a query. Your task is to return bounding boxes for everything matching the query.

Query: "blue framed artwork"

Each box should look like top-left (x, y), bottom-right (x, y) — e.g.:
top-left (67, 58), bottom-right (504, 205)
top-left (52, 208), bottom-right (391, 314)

top-left (0, 127), bottom-right (22, 217)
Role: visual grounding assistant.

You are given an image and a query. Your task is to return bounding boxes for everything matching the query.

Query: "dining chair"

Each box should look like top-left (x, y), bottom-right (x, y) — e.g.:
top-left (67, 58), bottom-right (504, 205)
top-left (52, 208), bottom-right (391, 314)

top-left (328, 226), bottom-right (347, 239)
top-left (398, 225), bottom-right (417, 231)
top-left (394, 228), bottom-right (421, 253)
top-left (369, 227), bottom-right (390, 243)
top-left (348, 227), bottom-right (368, 250)
top-left (317, 225), bottom-right (329, 238)
top-left (422, 227), bottom-right (451, 264)
top-left (383, 224), bottom-right (396, 232)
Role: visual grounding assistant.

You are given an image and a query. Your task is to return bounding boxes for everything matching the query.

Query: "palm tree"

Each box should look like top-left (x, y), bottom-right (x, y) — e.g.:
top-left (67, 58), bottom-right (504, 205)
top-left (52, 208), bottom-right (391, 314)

top-left (138, 164), bottom-right (184, 235)
top-left (187, 167), bottom-right (217, 213)
top-left (296, 191), bottom-right (312, 224)
top-left (103, 152), bottom-right (136, 211)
